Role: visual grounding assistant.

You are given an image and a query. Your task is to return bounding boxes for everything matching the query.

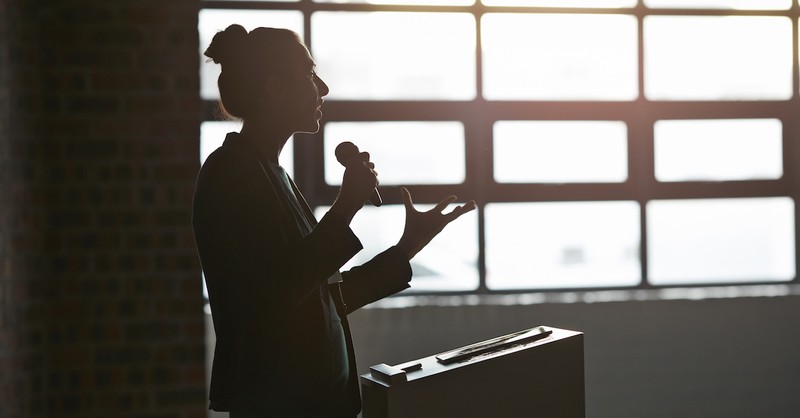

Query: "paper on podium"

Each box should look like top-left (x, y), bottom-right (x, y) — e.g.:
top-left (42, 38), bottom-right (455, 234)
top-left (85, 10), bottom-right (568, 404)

top-left (360, 326), bottom-right (584, 418)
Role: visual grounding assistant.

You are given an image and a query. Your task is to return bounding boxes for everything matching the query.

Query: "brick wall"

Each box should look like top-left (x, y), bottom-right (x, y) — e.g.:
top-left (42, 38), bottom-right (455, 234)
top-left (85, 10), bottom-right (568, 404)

top-left (0, 1), bottom-right (206, 417)
top-left (0, 1), bottom-right (42, 416)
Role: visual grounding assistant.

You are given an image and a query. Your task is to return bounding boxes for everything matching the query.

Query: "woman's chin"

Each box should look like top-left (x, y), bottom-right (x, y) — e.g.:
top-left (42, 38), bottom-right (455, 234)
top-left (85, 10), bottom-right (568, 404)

top-left (297, 122), bottom-right (321, 135)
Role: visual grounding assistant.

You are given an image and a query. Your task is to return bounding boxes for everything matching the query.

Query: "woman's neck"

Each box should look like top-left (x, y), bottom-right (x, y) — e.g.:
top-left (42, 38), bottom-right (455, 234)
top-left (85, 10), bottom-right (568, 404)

top-left (240, 119), bottom-right (291, 165)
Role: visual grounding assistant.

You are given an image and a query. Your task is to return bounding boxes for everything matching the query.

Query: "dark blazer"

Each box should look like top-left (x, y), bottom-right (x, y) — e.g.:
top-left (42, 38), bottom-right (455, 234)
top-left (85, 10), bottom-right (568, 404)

top-left (192, 132), bottom-right (412, 416)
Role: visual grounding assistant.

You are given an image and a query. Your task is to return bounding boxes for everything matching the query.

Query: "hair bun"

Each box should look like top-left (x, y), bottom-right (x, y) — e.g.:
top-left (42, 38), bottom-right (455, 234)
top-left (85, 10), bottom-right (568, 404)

top-left (204, 24), bottom-right (249, 65)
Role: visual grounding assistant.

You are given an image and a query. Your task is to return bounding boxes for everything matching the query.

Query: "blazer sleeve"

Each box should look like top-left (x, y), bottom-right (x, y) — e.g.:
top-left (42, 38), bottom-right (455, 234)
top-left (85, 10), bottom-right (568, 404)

top-left (339, 246), bottom-right (412, 314)
top-left (193, 147), bottom-right (363, 314)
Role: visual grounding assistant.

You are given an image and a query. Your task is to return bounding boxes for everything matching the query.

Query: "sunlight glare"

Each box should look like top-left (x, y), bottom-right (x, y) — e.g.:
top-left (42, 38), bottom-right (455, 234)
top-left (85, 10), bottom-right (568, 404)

top-left (486, 201), bottom-right (641, 290)
top-left (654, 119), bottom-right (783, 182)
top-left (312, 12), bottom-right (475, 100)
top-left (644, 16), bottom-right (792, 100)
top-left (494, 121), bottom-right (627, 183)
top-left (644, 0), bottom-right (790, 9)
top-left (315, 0), bottom-right (474, 5)
top-left (648, 198), bottom-right (795, 284)
top-left (483, 0), bottom-right (636, 6)
top-left (482, 13), bottom-right (637, 100)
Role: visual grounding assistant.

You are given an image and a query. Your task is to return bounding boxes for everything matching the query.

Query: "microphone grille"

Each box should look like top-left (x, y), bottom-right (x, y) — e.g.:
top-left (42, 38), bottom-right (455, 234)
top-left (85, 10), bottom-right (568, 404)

top-left (334, 141), bottom-right (359, 165)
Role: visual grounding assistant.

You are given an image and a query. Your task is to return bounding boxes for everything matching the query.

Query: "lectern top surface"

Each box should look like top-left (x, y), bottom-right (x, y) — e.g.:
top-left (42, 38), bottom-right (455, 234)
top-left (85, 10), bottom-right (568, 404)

top-left (363, 326), bottom-right (583, 386)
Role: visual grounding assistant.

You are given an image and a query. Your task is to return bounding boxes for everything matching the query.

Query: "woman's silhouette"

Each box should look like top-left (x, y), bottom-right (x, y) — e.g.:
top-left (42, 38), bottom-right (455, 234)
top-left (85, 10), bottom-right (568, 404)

top-left (192, 25), bottom-right (475, 417)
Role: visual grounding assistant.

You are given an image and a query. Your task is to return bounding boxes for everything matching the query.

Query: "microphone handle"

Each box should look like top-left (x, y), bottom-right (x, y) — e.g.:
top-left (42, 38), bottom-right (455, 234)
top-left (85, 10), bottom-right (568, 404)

top-left (336, 141), bottom-right (382, 207)
top-left (368, 186), bottom-right (382, 207)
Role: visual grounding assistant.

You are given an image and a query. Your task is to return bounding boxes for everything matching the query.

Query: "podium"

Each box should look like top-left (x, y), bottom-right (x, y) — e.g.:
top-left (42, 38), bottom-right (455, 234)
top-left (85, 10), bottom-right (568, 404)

top-left (360, 326), bottom-right (584, 418)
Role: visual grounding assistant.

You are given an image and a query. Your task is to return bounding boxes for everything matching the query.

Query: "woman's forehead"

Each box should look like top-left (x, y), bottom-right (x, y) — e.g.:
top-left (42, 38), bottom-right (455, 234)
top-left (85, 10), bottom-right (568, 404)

top-left (282, 38), bottom-right (315, 69)
top-left (250, 28), bottom-right (313, 68)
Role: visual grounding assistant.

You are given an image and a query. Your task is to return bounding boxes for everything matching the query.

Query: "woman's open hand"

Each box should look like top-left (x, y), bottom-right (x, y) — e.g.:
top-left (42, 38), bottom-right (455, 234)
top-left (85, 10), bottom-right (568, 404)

top-left (396, 187), bottom-right (476, 260)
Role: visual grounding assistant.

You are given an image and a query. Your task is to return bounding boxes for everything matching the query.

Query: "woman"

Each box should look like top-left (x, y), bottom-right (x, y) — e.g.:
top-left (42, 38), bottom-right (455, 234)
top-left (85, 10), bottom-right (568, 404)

top-left (192, 25), bottom-right (475, 417)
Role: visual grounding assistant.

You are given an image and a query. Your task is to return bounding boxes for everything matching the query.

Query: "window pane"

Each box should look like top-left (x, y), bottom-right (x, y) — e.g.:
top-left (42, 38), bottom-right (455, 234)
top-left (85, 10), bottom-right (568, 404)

top-left (645, 0), bottom-right (790, 9)
top-left (485, 201), bottom-right (641, 290)
top-left (494, 121), bottom-right (628, 183)
top-left (644, 16), bottom-right (792, 100)
top-left (315, 205), bottom-right (479, 292)
top-left (200, 121), bottom-right (294, 176)
top-left (482, 14), bottom-right (638, 101)
top-left (198, 10), bottom-right (304, 100)
top-left (324, 122), bottom-right (465, 185)
top-left (647, 198), bottom-right (795, 285)
top-left (655, 119), bottom-right (783, 182)
top-left (312, 12), bottom-right (476, 100)
top-left (316, 0), bottom-right (473, 4)
top-left (484, 0), bottom-right (636, 6)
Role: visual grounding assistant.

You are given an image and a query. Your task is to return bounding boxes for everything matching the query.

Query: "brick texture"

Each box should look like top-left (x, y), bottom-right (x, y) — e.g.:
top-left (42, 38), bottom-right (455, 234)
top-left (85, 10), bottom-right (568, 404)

top-left (0, 1), bottom-right (206, 417)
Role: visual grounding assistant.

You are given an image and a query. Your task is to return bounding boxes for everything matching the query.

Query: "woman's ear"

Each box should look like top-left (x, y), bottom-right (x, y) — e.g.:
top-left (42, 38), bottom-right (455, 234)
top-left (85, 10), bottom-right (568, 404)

top-left (256, 73), bottom-right (287, 115)
top-left (265, 73), bottom-right (285, 99)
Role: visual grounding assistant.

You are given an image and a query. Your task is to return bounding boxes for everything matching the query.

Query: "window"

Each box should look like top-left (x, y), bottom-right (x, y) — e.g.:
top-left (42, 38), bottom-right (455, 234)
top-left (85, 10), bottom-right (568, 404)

top-left (644, 15), bottom-right (792, 100)
top-left (199, 1), bottom-right (799, 294)
top-left (323, 122), bottom-right (466, 185)
top-left (312, 12), bottom-right (476, 100)
top-left (493, 121), bottom-right (628, 183)
top-left (482, 13), bottom-right (638, 101)
top-left (647, 197), bottom-right (795, 285)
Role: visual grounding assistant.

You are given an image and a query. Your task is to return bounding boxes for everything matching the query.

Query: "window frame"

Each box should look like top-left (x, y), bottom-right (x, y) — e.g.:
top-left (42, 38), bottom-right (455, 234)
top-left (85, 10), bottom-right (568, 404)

top-left (200, 0), bottom-right (800, 294)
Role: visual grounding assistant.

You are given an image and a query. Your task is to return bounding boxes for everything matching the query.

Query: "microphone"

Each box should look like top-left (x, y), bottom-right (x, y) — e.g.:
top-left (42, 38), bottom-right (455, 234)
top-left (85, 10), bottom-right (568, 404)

top-left (335, 141), bottom-right (382, 207)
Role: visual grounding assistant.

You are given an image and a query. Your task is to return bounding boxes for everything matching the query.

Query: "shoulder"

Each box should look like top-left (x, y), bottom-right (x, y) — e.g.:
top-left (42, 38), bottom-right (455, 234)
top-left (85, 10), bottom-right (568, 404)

top-left (193, 133), bottom-right (285, 227)
top-left (194, 133), bottom-right (276, 214)
top-left (198, 133), bottom-right (262, 183)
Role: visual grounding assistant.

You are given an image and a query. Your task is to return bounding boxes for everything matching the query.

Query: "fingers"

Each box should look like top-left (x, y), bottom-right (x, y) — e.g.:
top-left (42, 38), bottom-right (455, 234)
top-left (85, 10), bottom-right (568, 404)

top-left (401, 188), bottom-right (476, 220)
top-left (350, 152), bottom-right (374, 171)
top-left (444, 200), bottom-right (477, 221)
top-left (343, 151), bottom-right (371, 167)
top-left (341, 153), bottom-right (379, 204)
top-left (402, 189), bottom-right (457, 214)
top-left (432, 195), bottom-right (458, 212)
top-left (359, 155), bottom-right (377, 184)
top-left (401, 187), bottom-right (413, 209)
top-left (353, 154), bottom-right (377, 179)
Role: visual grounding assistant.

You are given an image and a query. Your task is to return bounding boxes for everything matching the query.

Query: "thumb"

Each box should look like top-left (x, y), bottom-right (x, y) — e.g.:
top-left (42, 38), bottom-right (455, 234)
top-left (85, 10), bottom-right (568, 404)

top-left (401, 187), bottom-right (413, 210)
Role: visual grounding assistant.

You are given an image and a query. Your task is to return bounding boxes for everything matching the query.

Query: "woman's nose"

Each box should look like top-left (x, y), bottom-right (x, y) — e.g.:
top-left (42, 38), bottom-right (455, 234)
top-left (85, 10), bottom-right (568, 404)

top-left (315, 74), bottom-right (330, 97)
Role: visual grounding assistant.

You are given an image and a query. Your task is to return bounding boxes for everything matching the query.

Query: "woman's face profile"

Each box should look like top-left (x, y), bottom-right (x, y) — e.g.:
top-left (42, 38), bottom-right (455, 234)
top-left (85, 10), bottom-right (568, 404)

top-left (272, 38), bottom-right (330, 135)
